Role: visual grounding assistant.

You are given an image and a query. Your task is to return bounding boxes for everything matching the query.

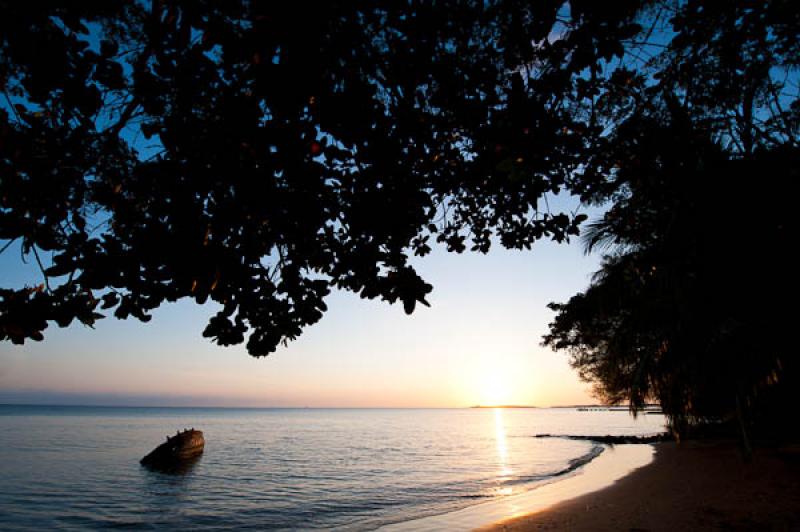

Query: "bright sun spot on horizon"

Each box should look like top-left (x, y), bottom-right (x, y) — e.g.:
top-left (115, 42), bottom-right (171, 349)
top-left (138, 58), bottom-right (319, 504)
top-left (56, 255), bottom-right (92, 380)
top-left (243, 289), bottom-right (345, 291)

top-left (479, 372), bottom-right (513, 406)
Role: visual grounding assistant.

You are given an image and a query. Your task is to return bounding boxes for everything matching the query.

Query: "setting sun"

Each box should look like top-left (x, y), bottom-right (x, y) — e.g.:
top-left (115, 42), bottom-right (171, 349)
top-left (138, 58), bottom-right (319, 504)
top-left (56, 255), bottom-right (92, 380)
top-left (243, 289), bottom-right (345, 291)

top-left (479, 372), bottom-right (514, 407)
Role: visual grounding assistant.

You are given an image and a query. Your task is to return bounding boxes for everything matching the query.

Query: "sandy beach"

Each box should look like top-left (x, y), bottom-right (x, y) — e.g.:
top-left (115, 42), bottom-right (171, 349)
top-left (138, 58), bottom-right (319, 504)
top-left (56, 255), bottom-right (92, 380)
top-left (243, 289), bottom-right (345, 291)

top-left (483, 440), bottom-right (800, 531)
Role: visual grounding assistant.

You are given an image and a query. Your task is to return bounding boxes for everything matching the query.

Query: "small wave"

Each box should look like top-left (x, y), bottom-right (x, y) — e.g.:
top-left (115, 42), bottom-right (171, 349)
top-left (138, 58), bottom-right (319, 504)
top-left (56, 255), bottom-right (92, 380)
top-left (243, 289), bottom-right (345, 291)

top-left (502, 443), bottom-right (605, 487)
top-left (565, 443), bottom-right (605, 472)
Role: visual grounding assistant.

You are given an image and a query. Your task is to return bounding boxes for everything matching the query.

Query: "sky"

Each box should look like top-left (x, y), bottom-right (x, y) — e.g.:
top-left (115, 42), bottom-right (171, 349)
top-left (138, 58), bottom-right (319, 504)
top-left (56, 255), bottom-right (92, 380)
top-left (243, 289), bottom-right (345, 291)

top-left (1, 196), bottom-right (602, 408)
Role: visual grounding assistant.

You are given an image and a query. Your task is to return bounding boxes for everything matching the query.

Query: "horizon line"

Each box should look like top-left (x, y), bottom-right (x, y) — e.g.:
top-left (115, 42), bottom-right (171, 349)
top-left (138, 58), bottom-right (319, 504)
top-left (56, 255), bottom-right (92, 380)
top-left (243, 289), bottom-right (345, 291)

top-left (0, 402), bottom-right (621, 410)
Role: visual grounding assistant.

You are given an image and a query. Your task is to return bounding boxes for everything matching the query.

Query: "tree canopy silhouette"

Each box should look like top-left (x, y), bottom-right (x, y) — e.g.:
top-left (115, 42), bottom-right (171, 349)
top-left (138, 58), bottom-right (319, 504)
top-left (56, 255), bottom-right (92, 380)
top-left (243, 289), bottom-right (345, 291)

top-left (1, 0), bottom-right (798, 435)
top-left (1, 0), bottom-right (644, 354)
top-left (541, 0), bottom-right (798, 439)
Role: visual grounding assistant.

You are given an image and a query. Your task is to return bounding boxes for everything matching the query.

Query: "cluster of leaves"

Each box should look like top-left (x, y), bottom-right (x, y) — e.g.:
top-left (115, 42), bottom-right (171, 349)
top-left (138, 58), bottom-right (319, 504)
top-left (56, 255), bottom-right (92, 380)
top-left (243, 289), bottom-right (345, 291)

top-left (543, 0), bottom-right (799, 439)
top-left (2, 1), bottom-right (610, 355)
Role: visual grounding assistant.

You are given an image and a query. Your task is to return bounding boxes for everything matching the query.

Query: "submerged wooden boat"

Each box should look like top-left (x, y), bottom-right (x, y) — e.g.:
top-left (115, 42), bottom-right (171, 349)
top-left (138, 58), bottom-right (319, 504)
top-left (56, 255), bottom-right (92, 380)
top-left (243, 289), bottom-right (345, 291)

top-left (141, 428), bottom-right (204, 468)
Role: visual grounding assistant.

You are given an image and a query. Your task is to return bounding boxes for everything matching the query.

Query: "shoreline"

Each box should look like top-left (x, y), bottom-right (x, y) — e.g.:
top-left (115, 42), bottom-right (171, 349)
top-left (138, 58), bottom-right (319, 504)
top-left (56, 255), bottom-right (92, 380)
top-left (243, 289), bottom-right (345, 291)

top-left (379, 443), bottom-right (655, 531)
top-left (483, 440), bottom-right (800, 531)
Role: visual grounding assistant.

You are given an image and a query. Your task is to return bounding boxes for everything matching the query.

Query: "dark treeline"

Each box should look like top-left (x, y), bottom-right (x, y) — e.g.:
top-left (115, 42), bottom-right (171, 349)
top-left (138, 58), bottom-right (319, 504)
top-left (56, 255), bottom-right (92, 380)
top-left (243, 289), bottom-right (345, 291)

top-left (1, 2), bottom-right (797, 441)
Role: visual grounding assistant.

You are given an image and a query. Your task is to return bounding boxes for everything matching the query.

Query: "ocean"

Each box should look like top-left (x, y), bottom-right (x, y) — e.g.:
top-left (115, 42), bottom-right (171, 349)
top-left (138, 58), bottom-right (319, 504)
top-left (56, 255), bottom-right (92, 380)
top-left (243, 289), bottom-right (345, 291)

top-left (0, 406), bottom-right (665, 530)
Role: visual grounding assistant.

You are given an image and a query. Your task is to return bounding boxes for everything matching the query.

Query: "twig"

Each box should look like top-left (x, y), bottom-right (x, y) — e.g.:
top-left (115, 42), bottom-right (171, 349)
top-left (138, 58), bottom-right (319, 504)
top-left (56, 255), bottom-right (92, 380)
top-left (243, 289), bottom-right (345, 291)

top-left (0, 238), bottom-right (17, 256)
top-left (31, 245), bottom-right (51, 293)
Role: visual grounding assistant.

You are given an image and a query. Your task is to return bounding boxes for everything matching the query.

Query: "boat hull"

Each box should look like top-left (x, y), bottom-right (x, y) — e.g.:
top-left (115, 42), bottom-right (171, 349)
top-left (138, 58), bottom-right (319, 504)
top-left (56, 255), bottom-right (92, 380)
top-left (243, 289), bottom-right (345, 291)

top-left (141, 429), bottom-right (204, 468)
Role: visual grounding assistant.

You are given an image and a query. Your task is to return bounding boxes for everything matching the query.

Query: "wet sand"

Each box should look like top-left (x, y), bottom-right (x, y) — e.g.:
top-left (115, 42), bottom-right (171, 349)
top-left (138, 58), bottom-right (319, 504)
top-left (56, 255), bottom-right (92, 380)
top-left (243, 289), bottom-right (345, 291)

top-left (482, 440), bottom-right (800, 531)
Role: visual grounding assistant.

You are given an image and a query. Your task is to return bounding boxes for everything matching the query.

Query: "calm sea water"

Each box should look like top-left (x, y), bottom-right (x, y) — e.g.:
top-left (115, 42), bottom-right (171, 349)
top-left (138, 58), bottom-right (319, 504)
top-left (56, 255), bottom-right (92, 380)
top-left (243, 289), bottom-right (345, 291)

top-left (0, 406), bottom-right (664, 530)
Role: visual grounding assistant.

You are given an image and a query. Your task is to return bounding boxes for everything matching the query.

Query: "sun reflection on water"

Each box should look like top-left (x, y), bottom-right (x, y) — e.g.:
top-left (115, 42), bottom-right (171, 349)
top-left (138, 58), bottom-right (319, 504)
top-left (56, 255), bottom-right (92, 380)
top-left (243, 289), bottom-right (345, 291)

top-left (494, 408), bottom-right (513, 485)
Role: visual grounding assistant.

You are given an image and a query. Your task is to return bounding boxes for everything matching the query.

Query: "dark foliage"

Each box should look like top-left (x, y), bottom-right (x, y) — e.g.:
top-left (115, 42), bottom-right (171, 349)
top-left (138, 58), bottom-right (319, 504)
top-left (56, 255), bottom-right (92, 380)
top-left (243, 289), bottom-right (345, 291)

top-left (2, 1), bottom-right (605, 354)
top-left (542, 1), bottom-right (799, 439)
